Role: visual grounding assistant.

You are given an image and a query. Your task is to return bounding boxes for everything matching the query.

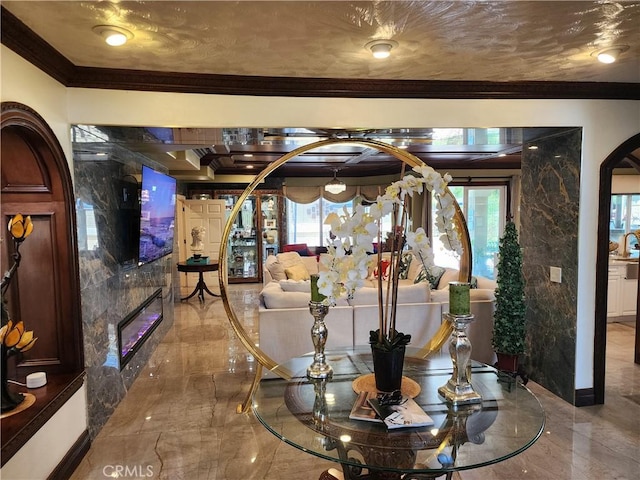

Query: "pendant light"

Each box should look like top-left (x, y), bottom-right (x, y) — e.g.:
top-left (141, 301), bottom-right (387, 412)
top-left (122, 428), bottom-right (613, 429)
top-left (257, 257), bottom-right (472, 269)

top-left (324, 169), bottom-right (346, 194)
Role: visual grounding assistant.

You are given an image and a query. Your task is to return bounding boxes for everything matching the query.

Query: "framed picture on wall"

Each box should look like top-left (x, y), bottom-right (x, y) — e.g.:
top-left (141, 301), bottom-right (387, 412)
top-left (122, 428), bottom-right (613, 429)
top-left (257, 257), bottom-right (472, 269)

top-left (264, 219), bottom-right (276, 229)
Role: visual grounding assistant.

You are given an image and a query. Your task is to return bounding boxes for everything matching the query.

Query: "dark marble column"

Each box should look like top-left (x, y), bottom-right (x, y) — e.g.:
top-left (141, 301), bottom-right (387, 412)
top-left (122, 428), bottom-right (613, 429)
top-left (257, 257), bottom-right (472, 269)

top-left (520, 127), bottom-right (582, 404)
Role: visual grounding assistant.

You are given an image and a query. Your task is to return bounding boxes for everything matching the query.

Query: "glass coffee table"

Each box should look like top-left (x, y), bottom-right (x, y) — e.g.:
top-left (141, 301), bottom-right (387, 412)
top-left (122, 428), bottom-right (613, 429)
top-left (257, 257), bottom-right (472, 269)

top-left (252, 347), bottom-right (545, 479)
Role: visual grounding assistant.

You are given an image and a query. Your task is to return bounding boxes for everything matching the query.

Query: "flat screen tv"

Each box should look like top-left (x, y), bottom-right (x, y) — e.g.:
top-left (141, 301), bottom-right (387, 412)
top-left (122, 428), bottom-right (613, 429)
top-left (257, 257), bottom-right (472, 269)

top-left (138, 165), bottom-right (177, 266)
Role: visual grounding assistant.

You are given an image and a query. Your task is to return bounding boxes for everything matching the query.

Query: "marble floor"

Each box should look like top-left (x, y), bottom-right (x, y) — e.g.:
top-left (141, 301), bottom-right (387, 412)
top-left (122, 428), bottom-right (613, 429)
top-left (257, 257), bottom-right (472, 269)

top-left (71, 285), bottom-right (640, 480)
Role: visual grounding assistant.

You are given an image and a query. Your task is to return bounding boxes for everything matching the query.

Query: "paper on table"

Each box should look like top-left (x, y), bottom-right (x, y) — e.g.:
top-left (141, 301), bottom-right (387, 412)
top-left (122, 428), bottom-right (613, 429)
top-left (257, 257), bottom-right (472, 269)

top-left (349, 391), bottom-right (434, 429)
top-left (368, 395), bottom-right (434, 429)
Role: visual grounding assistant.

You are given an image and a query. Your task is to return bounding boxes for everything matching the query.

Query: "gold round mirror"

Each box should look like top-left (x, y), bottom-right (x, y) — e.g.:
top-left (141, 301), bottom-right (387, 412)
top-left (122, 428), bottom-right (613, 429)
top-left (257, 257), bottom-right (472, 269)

top-left (217, 138), bottom-right (472, 411)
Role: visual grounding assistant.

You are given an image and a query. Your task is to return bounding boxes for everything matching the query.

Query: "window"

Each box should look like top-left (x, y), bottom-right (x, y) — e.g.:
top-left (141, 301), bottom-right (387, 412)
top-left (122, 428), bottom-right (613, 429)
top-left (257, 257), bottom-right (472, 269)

top-left (286, 197), bottom-right (393, 247)
top-left (287, 198), bottom-right (352, 246)
top-left (610, 194), bottom-right (640, 252)
top-left (432, 185), bottom-right (507, 279)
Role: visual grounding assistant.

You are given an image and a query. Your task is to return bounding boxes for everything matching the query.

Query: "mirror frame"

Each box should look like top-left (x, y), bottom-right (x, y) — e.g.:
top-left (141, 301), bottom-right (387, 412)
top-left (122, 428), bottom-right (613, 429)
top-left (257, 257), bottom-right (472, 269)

top-left (219, 138), bottom-right (472, 384)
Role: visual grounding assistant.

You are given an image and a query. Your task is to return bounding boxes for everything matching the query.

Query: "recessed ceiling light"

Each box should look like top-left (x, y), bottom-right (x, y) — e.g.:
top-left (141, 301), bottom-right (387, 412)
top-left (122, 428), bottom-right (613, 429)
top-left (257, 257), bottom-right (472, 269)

top-left (245, 165), bottom-right (254, 169)
top-left (592, 45), bottom-right (629, 64)
top-left (528, 145), bottom-right (538, 150)
top-left (243, 153), bottom-right (253, 157)
top-left (92, 25), bottom-right (133, 47)
top-left (365, 40), bottom-right (399, 59)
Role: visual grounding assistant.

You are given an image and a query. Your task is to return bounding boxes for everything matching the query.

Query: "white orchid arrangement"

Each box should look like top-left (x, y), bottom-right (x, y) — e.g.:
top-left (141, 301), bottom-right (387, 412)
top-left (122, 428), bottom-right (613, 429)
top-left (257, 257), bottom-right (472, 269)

top-left (317, 164), bottom-right (462, 350)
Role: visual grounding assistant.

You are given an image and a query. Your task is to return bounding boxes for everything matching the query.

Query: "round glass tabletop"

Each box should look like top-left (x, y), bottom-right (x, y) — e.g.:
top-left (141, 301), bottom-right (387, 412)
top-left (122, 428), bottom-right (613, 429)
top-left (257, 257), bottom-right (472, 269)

top-left (252, 347), bottom-right (545, 478)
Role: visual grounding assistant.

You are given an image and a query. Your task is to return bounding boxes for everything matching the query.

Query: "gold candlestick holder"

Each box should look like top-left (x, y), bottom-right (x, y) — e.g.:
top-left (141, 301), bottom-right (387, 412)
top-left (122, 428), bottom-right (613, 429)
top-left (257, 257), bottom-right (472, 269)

top-left (438, 312), bottom-right (482, 405)
top-left (307, 301), bottom-right (333, 379)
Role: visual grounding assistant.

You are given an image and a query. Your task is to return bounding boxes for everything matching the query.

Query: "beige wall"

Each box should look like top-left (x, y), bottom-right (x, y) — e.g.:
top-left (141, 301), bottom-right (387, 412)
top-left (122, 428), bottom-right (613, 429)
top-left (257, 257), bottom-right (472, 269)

top-left (612, 173), bottom-right (640, 194)
top-left (0, 46), bottom-right (86, 478)
top-left (3, 45), bottom-right (640, 392)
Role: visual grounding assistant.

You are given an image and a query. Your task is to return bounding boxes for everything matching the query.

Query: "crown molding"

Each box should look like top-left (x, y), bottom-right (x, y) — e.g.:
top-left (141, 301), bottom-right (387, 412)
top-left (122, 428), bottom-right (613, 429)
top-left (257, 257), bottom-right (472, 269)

top-left (2, 6), bottom-right (639, 100)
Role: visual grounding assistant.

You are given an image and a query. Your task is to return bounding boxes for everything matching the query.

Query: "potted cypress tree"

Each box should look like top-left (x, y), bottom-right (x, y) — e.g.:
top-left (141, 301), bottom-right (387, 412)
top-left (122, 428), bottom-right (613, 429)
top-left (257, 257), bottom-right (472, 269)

top-left (492, 220), bottom-right (527, 373)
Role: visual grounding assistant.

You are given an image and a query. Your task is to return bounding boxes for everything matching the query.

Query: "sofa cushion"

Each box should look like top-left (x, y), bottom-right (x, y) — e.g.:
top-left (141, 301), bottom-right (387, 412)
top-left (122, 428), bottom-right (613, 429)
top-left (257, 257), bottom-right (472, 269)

top-left (261, 282), bottom-right (312, 309)
top-left (437, 268), bottom-right (460, 289)
top-left (349, 281), bottom-right (431, 306)
top-left (476, 276), bottom-right (497, 290)
top-left (470, 288), bottom-right (495, 301)
top-left (285, 263), bottom-right (311, 281)
top-left (260, 281), bottom-right (349, 308)
top-left (318, 253), bottom-right (332, 272)
top-left (279, 279), bottom-right (310, 292)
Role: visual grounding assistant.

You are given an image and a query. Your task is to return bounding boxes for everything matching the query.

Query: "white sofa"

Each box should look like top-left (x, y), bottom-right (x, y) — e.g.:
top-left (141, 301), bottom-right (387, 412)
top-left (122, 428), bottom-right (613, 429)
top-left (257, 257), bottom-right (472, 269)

top-left (259, 252), bottom-right (497, 375)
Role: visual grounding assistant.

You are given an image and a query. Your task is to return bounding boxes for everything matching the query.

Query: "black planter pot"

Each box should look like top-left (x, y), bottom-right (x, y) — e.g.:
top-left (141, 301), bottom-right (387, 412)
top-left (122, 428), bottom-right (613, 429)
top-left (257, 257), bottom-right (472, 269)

top-left (371, 345), bottom-right (405, 392)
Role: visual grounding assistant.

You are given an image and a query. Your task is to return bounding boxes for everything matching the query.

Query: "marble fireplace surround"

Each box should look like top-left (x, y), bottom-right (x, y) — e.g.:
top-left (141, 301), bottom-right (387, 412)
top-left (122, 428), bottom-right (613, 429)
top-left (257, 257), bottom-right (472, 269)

top-left (73, 141), bottom-right (175, 439)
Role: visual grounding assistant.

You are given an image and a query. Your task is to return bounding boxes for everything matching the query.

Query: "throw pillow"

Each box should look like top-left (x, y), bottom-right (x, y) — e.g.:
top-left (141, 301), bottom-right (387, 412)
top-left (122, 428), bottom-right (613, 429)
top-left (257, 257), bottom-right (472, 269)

top-left (414, 266), bottom-right (429, 284)
top-left (373, 259), bottom-right (391, 279)
top-left (398, 252), bottom-right (413, 279)
top-left (425, 266), bottom-right (446, 290)
top-left (279, 279), bottom-right (311, 292)
top-left (470, 276), bottom-right (478, 289)
top-left (267, 261), bottom-right (287, 281)
top-left (284, 263), bottom-right (310, 281)
top-left (277, 251), bottom-right (304, 269)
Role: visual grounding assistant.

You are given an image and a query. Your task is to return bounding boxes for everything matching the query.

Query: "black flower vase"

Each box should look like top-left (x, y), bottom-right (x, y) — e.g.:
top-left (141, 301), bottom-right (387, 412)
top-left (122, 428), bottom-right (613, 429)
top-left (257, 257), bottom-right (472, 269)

top-left (1, 347), bottom-right (24, 413)
top-left (371, 345), bottom-right (405, 393)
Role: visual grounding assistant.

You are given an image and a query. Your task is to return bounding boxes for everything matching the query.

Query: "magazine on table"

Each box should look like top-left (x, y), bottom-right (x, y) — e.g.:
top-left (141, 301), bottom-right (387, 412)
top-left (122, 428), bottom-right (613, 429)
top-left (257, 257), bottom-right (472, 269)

top-left (349, 391), bottom-right (381, 423)
top-left (349, 391), bottom-right (434, 429)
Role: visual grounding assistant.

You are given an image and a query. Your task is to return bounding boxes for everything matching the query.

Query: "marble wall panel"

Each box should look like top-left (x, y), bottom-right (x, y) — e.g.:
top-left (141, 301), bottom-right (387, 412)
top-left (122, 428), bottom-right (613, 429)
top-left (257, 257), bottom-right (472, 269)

top-left (520, 128), bottom-right (582, 404)
top-left (74, 152), bottom-right (175, 439)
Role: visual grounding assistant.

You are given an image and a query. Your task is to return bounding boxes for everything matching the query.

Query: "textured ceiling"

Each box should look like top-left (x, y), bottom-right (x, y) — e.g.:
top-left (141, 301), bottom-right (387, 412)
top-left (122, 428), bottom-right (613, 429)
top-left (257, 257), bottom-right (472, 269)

top-left (3, 0), bottom-right (640, 82)
top-left (4, 1), bottom-right (639, 180)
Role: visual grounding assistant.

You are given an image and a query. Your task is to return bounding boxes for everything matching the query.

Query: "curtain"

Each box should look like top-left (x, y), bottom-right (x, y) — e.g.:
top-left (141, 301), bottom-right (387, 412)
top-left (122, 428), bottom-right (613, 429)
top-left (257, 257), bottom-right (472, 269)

top-left (283, 185), bottom-right (361, 203)
top-left (282, 186), bottom-right (322, 203)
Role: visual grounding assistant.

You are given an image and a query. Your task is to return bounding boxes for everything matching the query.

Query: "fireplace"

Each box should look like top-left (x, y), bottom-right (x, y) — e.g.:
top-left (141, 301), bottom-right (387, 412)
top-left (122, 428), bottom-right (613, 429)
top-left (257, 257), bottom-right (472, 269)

top-left (118, 289), bottom-right (163, 369)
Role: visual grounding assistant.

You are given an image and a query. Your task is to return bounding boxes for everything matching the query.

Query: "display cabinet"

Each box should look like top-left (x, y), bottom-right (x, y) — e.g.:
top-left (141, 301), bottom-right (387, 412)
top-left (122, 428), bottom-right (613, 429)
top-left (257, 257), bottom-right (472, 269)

top-left (261, 194), bottom-right (280, 261)
top-left (215, 190), bottom-right (283, 283)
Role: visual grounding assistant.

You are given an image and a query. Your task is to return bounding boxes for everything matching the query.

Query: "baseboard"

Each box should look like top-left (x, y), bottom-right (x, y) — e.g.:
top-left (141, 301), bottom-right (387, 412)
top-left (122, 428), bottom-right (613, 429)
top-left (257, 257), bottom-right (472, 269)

top-left (47, 429), bottom-right (90, 480)
top-left (575, 388), bottom-right (595, 407)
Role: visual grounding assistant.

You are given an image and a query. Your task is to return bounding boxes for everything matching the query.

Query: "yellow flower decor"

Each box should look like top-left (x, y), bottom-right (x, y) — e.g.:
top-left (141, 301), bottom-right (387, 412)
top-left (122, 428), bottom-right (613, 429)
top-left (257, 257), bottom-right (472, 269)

top-left (0, 320), bottom-right (37, 355)
top-left (8, 213), bottom-right (34, 242)
top-left (2, 214), bottom-right (37, 412)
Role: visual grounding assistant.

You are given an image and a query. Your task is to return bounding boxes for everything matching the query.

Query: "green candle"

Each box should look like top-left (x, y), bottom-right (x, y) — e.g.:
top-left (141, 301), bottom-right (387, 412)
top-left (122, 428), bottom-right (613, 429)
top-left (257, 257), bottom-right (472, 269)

top-left (310, 274), bottom-right (326, 303)
top-left (449, 282), bottom-right (471, 315)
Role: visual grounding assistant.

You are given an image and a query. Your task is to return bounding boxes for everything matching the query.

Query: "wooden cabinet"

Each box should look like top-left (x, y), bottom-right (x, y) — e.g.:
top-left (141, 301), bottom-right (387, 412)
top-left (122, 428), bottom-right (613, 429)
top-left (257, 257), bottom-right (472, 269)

top-left (607, 263), bottom-right (638, 318)
top-left (607, 268), bottom-right (621, 317)
top-left (622, 277), bottom-right (638, 316)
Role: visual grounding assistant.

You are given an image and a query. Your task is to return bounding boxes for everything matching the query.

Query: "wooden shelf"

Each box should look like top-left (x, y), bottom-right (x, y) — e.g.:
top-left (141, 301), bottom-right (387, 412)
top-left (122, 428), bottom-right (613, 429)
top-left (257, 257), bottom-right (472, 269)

top-left (1, 371), bottom-right (85, 466)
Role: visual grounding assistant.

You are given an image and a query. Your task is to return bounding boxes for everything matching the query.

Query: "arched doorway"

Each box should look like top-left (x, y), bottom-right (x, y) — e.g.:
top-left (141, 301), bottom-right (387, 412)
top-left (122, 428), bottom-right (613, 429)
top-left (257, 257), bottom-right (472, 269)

top-left (595, 133), bottom-right (640, 404)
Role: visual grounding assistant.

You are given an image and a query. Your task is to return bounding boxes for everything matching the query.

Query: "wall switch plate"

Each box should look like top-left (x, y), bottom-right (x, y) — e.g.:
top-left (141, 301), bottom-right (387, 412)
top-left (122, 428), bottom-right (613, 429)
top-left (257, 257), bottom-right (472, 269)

top-left (550, 266), bottom-right (562, 283)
